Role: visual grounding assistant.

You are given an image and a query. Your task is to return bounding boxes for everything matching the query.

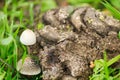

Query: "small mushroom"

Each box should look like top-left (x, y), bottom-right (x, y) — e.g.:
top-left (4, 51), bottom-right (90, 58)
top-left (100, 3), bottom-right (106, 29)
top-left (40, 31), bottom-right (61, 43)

top-left (20, 29), bottom-right (36, 45)
top-left (90, 61), bottom-right (95, 68)
top-left (17, 56), bottom-right (41, 75)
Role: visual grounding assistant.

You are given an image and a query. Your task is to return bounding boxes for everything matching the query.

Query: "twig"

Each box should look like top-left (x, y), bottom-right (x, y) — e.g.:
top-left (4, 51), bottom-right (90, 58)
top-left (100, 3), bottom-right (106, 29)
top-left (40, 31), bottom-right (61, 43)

top-left (0, 58), bottom-right (15, 71)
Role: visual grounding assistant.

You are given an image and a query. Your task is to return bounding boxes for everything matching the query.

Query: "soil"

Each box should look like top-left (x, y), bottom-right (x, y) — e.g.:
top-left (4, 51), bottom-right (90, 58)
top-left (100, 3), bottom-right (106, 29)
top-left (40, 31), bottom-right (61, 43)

top-left (29, 6), bottom-right (120, 80)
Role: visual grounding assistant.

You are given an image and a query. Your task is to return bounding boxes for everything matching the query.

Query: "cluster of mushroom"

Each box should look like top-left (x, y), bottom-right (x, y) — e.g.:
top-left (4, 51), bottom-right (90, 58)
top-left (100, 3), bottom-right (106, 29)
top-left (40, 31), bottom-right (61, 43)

top-left (17, 29), bottom-right (41, 76)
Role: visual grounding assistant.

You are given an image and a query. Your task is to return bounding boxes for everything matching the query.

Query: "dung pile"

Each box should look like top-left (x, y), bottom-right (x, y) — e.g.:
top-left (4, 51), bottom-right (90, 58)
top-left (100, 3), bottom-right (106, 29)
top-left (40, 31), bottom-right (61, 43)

top-left (29, 6), bottom-right (120, 80)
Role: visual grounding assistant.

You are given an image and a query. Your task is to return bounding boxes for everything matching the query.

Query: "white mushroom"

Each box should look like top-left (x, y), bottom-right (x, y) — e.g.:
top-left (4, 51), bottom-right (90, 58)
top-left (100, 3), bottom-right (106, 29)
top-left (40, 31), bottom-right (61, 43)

top-left (20, 29), bottom-right (36, 45)
top-left (17, 56), bottom-right (41, 75)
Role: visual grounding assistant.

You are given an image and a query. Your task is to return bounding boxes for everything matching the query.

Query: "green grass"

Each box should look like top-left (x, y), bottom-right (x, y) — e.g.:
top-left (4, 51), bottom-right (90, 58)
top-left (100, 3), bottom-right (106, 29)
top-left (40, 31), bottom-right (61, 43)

top-left (0, 11), bottom-right (18, 80)
top-left (0, 0), bottom-right (41, 80)
top-left (102, 1), bottom-right (120, 20)
top-left (0, 0), bottom-right (120, 80)
top-left (90, 51), bottom-right (120, 80)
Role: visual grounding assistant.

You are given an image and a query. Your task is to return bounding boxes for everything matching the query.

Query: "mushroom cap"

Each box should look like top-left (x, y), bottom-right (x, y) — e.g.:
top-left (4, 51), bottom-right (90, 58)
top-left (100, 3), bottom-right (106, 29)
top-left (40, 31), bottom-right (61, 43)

top-left (20, 29), bottom-right (36, 45)
top-left (17, 56), bottom-right (41, 75)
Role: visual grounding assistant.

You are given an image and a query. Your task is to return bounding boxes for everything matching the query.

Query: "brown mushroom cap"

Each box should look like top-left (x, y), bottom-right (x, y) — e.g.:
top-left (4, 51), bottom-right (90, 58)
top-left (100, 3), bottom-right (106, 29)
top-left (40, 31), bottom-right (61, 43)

top-left (17, 56), bottom-right (41, 75)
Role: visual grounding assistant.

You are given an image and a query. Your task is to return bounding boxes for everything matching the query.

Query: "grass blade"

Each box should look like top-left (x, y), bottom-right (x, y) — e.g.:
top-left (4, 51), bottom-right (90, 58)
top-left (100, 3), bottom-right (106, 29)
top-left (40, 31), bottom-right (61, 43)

top-left (0, 70), bottom-right (6, 80)
top-left (102, 1), bottom-right (120, 20)
top-left (107, 55), bottom-right (120, 66)
top-left (1, 36), bottom-right (13, 45)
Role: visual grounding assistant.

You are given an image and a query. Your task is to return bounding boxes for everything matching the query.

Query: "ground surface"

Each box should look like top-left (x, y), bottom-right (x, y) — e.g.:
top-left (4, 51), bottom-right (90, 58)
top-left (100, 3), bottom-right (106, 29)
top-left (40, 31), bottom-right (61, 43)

top-left (29, 6), bottom-right (120, 80)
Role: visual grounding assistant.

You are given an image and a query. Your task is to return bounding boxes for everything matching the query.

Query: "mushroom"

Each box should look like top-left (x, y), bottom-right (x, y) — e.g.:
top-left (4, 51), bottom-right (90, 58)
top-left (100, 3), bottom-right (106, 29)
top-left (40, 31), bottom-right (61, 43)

top-left (90, 61), bottom-right (95, 68)
top-left (17, 56), bottom-right (41, 75)
top-left (20, 29), bottom-right (36, 45)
